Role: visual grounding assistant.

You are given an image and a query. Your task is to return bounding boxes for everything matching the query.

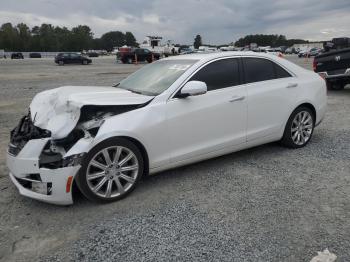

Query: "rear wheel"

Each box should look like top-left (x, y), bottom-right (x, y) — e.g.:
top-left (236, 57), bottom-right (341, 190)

top-left (82, 60), bottom-right (88, 65)
top-left (76, 138), bottom-right (144, 203)
top-left (127, 57), bottom-right (133, 64)
top-left (280, 107), bottom-right (315, 148)
top-left (327, 81), bottom-right (344, 91)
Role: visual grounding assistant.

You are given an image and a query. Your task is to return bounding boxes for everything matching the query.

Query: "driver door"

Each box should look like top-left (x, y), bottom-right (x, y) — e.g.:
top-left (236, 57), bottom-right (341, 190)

top-left (166, 58), bottom-right (247, 164)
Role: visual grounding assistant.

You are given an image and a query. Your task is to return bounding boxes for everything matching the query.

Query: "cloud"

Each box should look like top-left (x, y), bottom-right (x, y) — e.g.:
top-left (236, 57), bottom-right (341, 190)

top-left (0, 0), bottom-right (349, 44)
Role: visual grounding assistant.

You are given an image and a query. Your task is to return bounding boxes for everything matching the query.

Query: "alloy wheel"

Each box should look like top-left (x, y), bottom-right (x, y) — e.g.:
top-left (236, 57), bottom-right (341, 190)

top-left (291, 111), bottom-right (313, 146)
top-left (86, 146), bottom-right (139, 198)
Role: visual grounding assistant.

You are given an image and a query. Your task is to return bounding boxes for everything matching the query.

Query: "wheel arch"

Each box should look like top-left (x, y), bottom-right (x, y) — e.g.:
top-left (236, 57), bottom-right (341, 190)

top-left (119, 136), bottom-right (150, 176)
top-left (295, 102), bottom-right (316, 122)
top-left (88, 134), bottom-right (150, 176)
top-left (280, 102), bottom-right (317, 139)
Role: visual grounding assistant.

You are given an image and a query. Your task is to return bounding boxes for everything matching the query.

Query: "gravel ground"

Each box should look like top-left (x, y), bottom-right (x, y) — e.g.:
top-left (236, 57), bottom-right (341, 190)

top-left (0, 55), bottom-right (349, 262)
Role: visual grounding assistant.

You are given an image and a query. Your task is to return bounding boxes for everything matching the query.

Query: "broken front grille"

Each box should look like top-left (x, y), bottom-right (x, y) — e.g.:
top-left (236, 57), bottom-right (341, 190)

top-left (9, 111), bottom-right (51, 156)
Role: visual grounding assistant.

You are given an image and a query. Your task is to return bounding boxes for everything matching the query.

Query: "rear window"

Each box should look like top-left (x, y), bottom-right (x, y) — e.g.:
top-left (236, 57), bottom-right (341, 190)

top-left (274, 63), bottom-right (292, 78)
top-left (243, 58), bottom-right (291, 83)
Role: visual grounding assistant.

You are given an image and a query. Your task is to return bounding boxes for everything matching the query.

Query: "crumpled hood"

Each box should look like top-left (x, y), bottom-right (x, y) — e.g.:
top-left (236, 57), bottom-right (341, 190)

top-left (30, 86), bottom-right (154, 139)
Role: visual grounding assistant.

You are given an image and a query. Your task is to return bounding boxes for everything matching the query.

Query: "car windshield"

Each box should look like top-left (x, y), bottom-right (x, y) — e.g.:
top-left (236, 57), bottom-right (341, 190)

top-left (117, 59), bottom-right (198, 96)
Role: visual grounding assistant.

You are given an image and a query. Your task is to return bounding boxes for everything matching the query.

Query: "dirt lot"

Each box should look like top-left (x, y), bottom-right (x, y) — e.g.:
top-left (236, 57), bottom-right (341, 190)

top-left (0, 55), bottom-right (349, 262)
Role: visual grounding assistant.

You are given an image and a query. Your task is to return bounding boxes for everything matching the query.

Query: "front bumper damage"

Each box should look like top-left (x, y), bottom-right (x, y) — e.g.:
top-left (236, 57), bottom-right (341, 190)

top-left (7, 138), bottom-right (81, 205)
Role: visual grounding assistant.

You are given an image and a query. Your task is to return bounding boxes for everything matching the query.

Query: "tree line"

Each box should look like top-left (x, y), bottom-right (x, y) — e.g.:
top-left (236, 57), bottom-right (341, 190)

top-left (234, 34), bottom-right (309, 47)
top-left (0, 22), bottom-right (138, 52)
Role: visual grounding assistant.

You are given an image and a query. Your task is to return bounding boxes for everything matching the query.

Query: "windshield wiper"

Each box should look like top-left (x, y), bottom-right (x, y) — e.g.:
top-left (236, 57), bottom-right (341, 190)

top-left (128, 89), bottom-right (144, 95)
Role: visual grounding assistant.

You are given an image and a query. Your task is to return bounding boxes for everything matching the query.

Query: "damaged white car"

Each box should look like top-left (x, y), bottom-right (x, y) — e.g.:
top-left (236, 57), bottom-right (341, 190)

top-left (7, 52), bottom-right (327, 205)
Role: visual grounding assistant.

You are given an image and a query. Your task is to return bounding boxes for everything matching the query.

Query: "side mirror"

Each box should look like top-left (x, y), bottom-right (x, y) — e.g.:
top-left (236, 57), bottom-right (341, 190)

top-left (179, 81), bottom-right (207, 97)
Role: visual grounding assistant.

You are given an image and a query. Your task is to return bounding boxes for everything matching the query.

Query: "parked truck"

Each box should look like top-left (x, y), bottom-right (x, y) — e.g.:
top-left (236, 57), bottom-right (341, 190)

top-left (314, 37), bottom-right (350, 90)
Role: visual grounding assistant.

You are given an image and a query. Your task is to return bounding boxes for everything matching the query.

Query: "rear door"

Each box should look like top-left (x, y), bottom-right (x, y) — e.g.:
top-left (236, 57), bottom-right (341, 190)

top-left (242, 57), bottom-right (296, 141)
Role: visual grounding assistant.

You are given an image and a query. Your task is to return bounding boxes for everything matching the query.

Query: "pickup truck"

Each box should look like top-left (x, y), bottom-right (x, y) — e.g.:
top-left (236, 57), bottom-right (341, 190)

top-left (314, 38), bottom-right (350, 90)
top-left (117, 48), bottom-right (160, 64)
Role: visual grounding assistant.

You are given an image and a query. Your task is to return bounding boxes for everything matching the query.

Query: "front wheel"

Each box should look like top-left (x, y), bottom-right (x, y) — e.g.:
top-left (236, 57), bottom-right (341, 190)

top-left (76, 138), bottom-right (144, 203)
top-left (280, 107), bottom-right (315, 148)
top-left (82, 60), bottom-right (88, 65)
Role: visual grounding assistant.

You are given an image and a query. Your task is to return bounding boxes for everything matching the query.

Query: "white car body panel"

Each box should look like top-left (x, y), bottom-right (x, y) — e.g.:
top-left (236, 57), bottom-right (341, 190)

top-left (7, 52), bottom-right (327, 205)
top-left (166, 85), bottom-right (247, 163)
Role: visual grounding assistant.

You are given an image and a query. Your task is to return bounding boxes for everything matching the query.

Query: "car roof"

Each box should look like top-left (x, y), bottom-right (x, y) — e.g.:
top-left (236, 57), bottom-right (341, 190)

top-left (163, 51), bottom-right (308, 76)
top-left (164, 51), bottom-right (278, 61)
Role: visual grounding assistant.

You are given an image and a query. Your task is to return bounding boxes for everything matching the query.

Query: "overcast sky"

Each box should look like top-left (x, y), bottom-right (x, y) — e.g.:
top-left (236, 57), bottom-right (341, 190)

top-left (0, 0), bottom-right (349, 44)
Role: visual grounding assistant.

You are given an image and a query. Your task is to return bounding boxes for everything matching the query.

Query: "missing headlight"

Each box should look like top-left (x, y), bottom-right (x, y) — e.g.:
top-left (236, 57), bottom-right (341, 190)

top-left (62, 153), bottom-right (86, 167)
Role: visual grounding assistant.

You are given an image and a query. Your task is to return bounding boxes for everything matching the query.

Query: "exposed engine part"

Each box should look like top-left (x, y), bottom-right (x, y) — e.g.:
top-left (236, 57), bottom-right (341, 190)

top-left (9, 111), bottom-right (51, 156)
top-left (50, 142), bottom-right (66, 156)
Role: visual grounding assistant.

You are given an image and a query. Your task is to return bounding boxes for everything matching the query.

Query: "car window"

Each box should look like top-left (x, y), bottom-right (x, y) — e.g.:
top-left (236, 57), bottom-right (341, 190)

top-left (274, 63), bottom-right (292, 78)
top-left (189, 58), bottom-right (240, 91)
top-left (63, 53), bottom-right (69, 58)
top-left (243, 58), bottom-right (275, 83)
top-left (70, 53), bottom-right (79, 58)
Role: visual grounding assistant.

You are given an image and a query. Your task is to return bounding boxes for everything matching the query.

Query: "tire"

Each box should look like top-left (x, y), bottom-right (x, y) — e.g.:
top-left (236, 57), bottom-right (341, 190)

top-left (327, 81), bottom-right (344, 91)
top-left (127, 58), bottom-right (133, 64)
top-left (280, 106), bottom-right (315, 148)
top-left (58, 60), bottom-right (64, 66)
top-left (75, 137), bottom-right (144, 203)
top-left (82, 60), bottom-right (88, 65)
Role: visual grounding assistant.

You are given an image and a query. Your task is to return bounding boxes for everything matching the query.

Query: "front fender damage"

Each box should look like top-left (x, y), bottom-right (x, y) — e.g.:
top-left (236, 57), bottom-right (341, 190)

top-left (37, 103), bottom-right (149, 169)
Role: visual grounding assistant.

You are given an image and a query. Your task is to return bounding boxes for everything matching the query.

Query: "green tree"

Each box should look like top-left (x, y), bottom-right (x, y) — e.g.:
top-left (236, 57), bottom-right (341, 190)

top-left (38, 24), bottom-right (56, 51)
top-left (16, 23), bottom-right (31, 51)
top-left (100, 31), bottom-right (125, 51)
top-left (125, 31), bottom-right (138, 47)
top-left (234, 34), bottom-right (309, 47)
top-left (70, 25), bottom-right (93, 51)
top-left (0, 23), bottom-right (19, 51)
top-left (54, 26), bottom-right (71, 51)
top-left (194, 34), bottom-right (202, 49)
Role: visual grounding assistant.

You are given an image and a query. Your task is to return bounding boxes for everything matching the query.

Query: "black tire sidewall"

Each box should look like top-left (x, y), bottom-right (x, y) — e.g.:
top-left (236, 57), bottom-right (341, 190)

top-left (281, 106), bottom-right (315, 148)
top-left (76, 137), bottom-right (144, 203)
top-left (327, 81), bottom-right (344, 91)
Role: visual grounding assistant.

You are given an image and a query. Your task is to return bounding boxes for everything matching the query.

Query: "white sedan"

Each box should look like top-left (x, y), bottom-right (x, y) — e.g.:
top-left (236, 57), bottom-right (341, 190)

top-left (7, 52), bottom-right (327, 205)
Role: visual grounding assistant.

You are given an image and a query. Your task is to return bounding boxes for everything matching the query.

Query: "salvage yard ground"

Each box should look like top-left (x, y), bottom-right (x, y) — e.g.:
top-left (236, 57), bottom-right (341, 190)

top-left (0, 56), bottom-right (349, 262)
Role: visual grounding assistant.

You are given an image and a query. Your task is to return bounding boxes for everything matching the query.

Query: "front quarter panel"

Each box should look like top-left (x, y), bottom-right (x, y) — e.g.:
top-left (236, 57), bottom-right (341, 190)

top-left (94, 103), bottom-right (169, 170)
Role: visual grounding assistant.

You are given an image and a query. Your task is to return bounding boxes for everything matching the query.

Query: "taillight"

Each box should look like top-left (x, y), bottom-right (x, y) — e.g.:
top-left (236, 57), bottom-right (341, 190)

top-left (312, 59), bottom-right (317, 72)
top-left (318, 72), bottom-right (327, 80)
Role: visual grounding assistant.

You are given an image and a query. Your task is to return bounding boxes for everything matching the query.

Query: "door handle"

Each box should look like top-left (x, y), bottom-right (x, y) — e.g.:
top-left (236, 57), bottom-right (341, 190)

top-left (286, 83), bottom-right (298, 88)
top-left (229, 95), bottom-right (245, 102)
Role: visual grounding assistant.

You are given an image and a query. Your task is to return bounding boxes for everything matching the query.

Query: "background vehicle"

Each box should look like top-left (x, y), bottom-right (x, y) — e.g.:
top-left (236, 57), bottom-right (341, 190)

top-left (54, 53), bottom-right (92, 65)
top-left (29, 52), bottom-right (41, 58)
top-left (285, 47), bottom-right (299, 55)
top-left (11, 52), bottom-right (24, 59)
top-left (314, 47), bottom-right (350, 90)
top-left (298, 48), bottom-right (322, 58)
top-left (87, 52), bottom-right (99, 57)
top-left (117, 48), bottom-right (160, 64)
top-left (7, 52), bottom-right (326, 205)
